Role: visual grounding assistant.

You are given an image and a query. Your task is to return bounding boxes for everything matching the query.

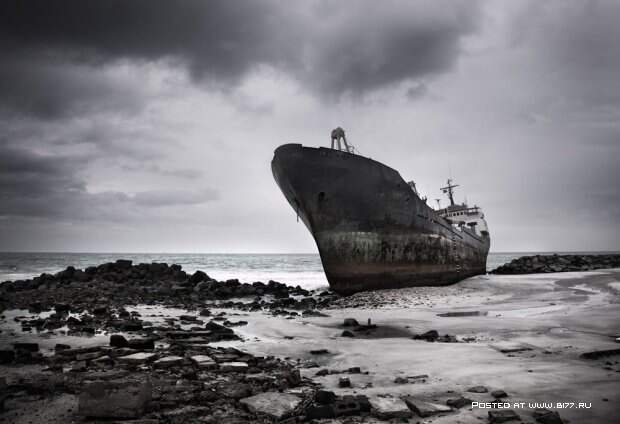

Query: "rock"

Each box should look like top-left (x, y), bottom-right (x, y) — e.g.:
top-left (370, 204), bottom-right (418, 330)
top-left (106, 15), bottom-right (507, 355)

top-left (533, 408), bottom-right (564, 424)
top-left (414, 330), bottom-right (439, 342)
top-left (153, 356), bottom-right (184, 368)
top-left (0, 377), bottom-right (5, 412)
top-left (310, 349), bottom-right (329, 355)
top-left (110, 334), bottom-right (128, 348)
top-left (315, 390), bottom-right (337, 404)
top-left (13, 342), bottom-right (39, 352)
top-left (491, 390), bottom-right (508, 398)
top-left (240, 392), bottom-right (302, 420)
top-left (190, 355), bottom-right (217, 369)
top-left (315, 369), bottom-right (329, 376)
top-left (343, 318), bottom-right (359, 326)
top-left (338, 377), bottom-right (351, 388)
top-left (179, 315), bottom-right (197, 321)
top-left (219, 382), bottom-right (252, 399)
top-left (205, 321), bottom-right (234, 334)
top-left (446, 396), bottom-right (472, 408)
top-left (117, 352), bottom-right (157, 365)
top-left (71, 360), bottom-right (87, 372)
top-left (317, 395), bottom-right (370, 418)
top-left (403, 397), bottom-right (452, 417)
top-left (115, 259), bottom-right (133, 269)
top-left (491, 342), bottom-right (533, 354)
top-left (219, 361), bottom-right (248, 372)
top-left (126, 338), bottom-right (155, 350)
top-left (467, 385), bottom-right (489, 393)
top-left (54, 343), bottom-right (71, 351)
top-left (341, 330), bottom-right (355, 337)
top-left (306, 405), bottom-right (336, 420)
top-left (369, 396), bottom-right (413, 419)
top-left (394, 376), bottom-right (408, 384)
top-left (189, 270), bottom-right (209, 284)
top-left (438, 311), bottom-right (486, 317)
top-left (78, 378), bottom-right (152, 418)
top-left (488, 410), bottom-right (520, 423)
top-left (580, 348), bottom-right (620, 359)
top-left (0, 350), bottom-right (15, 364)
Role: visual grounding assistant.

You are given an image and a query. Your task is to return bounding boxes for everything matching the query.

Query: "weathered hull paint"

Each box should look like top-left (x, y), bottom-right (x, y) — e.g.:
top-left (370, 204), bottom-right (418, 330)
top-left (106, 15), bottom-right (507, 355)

top-left (271, 143), bottom-right (490, 295)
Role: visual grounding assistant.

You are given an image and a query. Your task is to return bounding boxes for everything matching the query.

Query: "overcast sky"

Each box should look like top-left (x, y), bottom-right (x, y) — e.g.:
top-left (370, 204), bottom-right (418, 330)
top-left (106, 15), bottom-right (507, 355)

top-left (1, 0), bottom-right (618, 253)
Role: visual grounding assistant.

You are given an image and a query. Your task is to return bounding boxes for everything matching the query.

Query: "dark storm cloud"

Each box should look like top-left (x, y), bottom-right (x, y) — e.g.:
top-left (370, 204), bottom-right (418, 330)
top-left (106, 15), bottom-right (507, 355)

top-left (0, 145), bottom-right (218, 221)
top-left (0, 0), bottom-right (479, 117)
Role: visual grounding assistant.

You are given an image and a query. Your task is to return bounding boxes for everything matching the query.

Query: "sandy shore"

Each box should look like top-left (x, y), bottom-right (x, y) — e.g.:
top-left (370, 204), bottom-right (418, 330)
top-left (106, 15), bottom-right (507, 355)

top-left (1, 267), bottom-right (619, 423)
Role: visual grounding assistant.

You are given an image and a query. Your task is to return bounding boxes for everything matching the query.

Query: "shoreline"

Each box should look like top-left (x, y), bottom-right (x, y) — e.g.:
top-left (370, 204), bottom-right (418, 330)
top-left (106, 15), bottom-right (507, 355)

top-left (1, 260), bottom-right (619, 423)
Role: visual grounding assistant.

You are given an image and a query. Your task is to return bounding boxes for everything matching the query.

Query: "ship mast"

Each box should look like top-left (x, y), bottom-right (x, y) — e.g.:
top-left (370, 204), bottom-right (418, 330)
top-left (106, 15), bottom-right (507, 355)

top-left (440, 179), bottom-right (459, 206)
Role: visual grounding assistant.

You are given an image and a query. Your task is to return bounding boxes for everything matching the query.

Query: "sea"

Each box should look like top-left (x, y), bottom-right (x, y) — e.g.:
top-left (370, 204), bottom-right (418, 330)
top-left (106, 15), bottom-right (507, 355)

top-left (0, 252), bottom-right (605, 291)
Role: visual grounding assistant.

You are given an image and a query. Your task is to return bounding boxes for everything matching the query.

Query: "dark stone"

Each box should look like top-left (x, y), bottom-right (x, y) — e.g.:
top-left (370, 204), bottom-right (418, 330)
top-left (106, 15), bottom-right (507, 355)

top-left (343, 318), bottom-right (359, 327)
top-left (0, 350), bottom-right (15, 364)
top-left (54, 343), bottom-right (71, 351)
top-left (341, 330), bottom-right (355, 337)
top-left (54, 303), bottom-right (71, 313)
top-left (310, 349), bottom-right (329, 355)
top-left (115, 259), bottom-right (133, 269)
top-left (491, 390), bottom-right (508, 399)
top-left (580, 348), bottom-right (620, 359)
top-left (189, 270), bottom-right (209, 284)
top-left (447, 397), bottom-right (472, 408)
top-left (467, 385), bottom-right (488, 393)
top-left (533, 408), bottom-right (564, 424)
top-left (338, 377), bottom-right (351, 388)
top-left (315, 390), bottom-right (337, 404)
top-left (488, 410), bottom-right (520, 423)
top-left (414, 330), bottom-right (439, 342)
top-left (205, 321), bottom-right (234, 334)
top-left (126, 338), bottom-right (155, 350)
top-left (306, 405), bottom-right (336, 419)
top-left (315, 369), bottom-right (329, 376)
top-left (110, 334), bottom-right (128, 348)
top-left (14, 342), bottom-right (39, 352)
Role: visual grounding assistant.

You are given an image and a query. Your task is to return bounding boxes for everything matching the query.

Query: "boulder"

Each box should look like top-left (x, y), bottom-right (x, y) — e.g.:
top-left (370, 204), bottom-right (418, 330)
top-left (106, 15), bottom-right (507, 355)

top-left (467, 385), bottom-right (489, 393)
top-left (488, 410), bottom-right (520, 423)
top-left (78, 378), bottom-right (151, 418)
top-left (315, 390), bottom-right (337, 404)
top-left (189, 270), bottom-right (209, 284)
top-left (13, 342), bottom-right (39, 352)
top-left (190, 355), bottom-right (217, 369)
top-left (0, 350), bottom-right (15, 364)
top-left (447, 396), bottom-right (472, 408)
top-left (219, 361), bottom-right (248, 372)
top-left (369, 396), bottom-right (412, 419)
top-left (240, 392), bottom-right (301, 420)
top-left (153, 356), bottom-right (184, 368)
top-left (414, 330), bottom-right (439, 342)
top-left (117, 352), bottom-right (157, 365)
top-left (110, 334), bottom-right (128, 348)
top-left (404, 397), bottom-right (452, 417)
top-left (533, 408), bottom-right (564, 424)
top-left (343, 318), bottom-right (359, 327)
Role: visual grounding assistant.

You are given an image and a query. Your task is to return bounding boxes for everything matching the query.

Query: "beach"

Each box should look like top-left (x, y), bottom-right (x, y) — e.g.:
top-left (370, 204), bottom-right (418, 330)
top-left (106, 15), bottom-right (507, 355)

top-left (1, 261), bottom-right (619, 423)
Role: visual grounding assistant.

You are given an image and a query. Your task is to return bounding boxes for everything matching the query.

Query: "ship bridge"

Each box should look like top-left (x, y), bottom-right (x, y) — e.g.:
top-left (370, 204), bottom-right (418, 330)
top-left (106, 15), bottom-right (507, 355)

top-left (435, 179), bottom-right (489, 237)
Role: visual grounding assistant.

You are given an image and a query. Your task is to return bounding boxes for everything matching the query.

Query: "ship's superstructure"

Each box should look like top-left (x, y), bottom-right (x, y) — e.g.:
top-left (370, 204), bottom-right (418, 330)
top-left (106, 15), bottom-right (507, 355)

top-left (271, 137), bottom-right (490, 294)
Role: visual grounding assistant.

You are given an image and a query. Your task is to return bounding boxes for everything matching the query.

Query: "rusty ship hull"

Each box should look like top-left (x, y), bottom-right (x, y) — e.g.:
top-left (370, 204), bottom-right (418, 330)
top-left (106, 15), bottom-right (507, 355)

top-left (272, 144), bottom-right (490, 295)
